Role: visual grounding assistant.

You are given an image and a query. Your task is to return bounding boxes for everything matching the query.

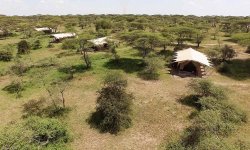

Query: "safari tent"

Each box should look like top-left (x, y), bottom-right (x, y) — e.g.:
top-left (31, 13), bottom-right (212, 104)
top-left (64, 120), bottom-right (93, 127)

top-left (35, 27), bottom-right (54, 34)
top-left (50, 33), bottom-right (76, 43)
top-left (172, 48), bottom-right (212, 77)
top-left (88, 37), bottom-right (108, 50)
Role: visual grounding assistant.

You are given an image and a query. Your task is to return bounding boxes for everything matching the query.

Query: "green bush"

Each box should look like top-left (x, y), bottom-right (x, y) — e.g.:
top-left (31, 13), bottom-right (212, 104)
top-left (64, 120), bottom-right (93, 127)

top-left (188, 79), bottom-right (226, 100)
top-left (195, 110), bottom-right (235, 137)
top-left (0, 117), bottom-right (70, 149)
top-left (0, 124), bottom-right (33, 150)
top-left (165, 141), bottom-right (186, 150)
top-left (221, 105), bottom-right (247, 123)
top-left (3, 79), bottom-right (24, 98)
top-left (22, 98), bottom-right (71, 118)
top-left (25, 117), bottom-right (69, 145)
top-left (231, 33), bottom-right (250, 46)
top-left (62, 39), bottom-right (79, 50)
top-left (10, 59), bottom-right (29, 76)
top-left (32, 40), bottom-right (42, 50)
top-left (0, 50), bottom-right (13, 61)
top-left (139, 56), bottom-right (164, 80)
top-left (195, 136), bottom-right (236, 150)
top-left (17, 40), bottom-right (30, 54)
top-left (220, 45), bottom-right (237, 61)
top-left (199, 97), bottom-right (226, 111)
top-left (88, 71), bottom-right (133, 134)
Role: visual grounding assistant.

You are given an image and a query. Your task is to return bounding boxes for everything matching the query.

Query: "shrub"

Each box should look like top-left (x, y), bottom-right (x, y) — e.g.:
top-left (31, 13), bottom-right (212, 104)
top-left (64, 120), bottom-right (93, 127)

top-left (0, 117), bottom-right (70, 149)
top-left (188, 79), bottom-right (226, 100)
top-left (231, 33), bottom-right (250, 46)
top-left (3, 79), bottom-right (24, 98)
top-left (220, 45), bottom-right (236, 61)
top-left (17, 40), bottom-right (30, 54)
top-left (25, 117), bottom-right (69, 145)
top-left (62, 39), bottom-right (79, 50)
top-left (195, 110), bottom-right (235, 137)
top-left (10, 59), bottom-right (29, 76)
top-left (139, 56), bottom-right (164, 80)
top-left (22, 97), bottom-right (47, 118)
top-left (195, 136), bottom-right (236, 150)
top-left (221, 105), bottom-right (247, 123)
top-left (32, 40), bottom-right (42, 50)
top-left (0, 124), bottom-right (33, 149)
top-left (165, 141), bottom-right (186, 150)
top-left (47, 43), bottom-right (55, 48)
top-left (88, 71), bottom-right (133, 134)
top-left (199, 97), bottom-right (227, 110)
top-left (0, 50), bottom-right (13, 61)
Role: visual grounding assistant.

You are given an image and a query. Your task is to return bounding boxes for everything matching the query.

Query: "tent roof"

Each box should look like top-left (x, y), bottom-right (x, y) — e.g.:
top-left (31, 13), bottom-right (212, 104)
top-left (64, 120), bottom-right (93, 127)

top-left (51, 33), bottom-right (76, 39)
top-left (88, 37), bottom-right (108, 46)
top-left (173, 48), bottom-right (211, 67)
top-left (35, 27), bottom-right (51, 31)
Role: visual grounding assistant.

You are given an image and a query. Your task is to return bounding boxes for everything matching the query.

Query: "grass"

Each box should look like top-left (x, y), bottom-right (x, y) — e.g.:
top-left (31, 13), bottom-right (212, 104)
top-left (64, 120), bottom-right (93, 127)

top-left (0, 33), bottom-right (249, 149)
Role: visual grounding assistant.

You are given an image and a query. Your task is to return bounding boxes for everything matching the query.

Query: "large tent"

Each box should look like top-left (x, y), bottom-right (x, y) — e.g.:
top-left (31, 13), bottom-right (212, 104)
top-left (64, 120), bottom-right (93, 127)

top-left (51, 33), bottom-right (76, 42)
top-left (172, 48), bottom-right (212, 77)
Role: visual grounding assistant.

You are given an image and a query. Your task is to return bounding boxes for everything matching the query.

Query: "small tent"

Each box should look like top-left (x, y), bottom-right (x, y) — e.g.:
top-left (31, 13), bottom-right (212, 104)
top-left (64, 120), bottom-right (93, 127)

top-left (172, 48), bottom-right (212, 77)
top-left (35, 27), bottom-right (54, 34)
top-left (88, 37), bottom-right (108, 50)
top-left (50, 33), bottom-right (76, 42)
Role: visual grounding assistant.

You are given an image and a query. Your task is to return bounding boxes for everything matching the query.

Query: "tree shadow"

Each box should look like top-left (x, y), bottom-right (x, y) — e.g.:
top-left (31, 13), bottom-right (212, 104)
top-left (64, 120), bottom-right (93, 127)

top-left (104, 58), bottom-right (145, 73)
top-left (58, 64), bottom-right (89, 74)
top-left (178, 95), bottom-right (201, 110)
top-left (217, 59), bottom-right (250, 80)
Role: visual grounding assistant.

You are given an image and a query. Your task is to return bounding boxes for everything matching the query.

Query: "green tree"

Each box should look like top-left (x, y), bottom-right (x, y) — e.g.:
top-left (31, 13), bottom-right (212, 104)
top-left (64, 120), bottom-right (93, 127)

top-left (89, 71), bottom-right (133, 134)
top-left (17, 40), bottom-right (30, 54)
top-left (221, 45), bottom-right (237, 61)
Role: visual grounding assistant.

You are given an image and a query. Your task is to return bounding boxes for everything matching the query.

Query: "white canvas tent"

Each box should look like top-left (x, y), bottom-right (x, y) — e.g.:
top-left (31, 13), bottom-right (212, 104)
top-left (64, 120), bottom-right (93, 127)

top-left (51, 33), bottom-right (76, 42)
top-left (35, 27), bottom-right (54, 33)
top-left (172, 48), bottom-right (212, 77)
top-left (88, 37), bottom-right (108, 46)
top-left (88, 37), bottom-right (109, 50)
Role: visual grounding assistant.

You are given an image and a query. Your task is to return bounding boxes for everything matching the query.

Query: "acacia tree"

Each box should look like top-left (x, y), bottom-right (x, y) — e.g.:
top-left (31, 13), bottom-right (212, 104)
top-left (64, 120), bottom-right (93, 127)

top-left (221, 45), bottom-right (237, 62)
top-left (79, 39), bottom-right (92, 69)
top-left (194, 31), bottom-right (205, 48)
top-left (134, 37), bottom-right (151, 58)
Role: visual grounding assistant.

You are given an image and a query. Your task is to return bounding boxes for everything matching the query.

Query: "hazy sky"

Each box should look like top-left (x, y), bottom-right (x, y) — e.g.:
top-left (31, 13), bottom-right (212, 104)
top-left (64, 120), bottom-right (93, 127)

top-left (1, 0), bottom-right (250, 16)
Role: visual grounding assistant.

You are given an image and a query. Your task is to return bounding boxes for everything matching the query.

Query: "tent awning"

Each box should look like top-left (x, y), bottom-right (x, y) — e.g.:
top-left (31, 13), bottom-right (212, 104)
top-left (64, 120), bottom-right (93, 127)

top-left (173, 48), bottom-right (212, 67)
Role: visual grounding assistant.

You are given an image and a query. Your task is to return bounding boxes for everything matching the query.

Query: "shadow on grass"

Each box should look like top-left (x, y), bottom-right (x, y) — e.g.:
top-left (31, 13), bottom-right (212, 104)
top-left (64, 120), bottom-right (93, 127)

top-left (217, 59), bottom-right (250, 80)
top-left (157, 49), bottom-right (174, 57)
top-left (104, 58), bottom-right (145, 73)
top-left (58, 64), bottom-right (89, 74)
top-left (178, 95), bottom-right (201, 110)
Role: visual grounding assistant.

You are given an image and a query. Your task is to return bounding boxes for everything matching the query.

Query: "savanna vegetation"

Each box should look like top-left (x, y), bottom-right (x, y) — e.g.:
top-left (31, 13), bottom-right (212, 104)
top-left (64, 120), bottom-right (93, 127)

top-left (0, 14), bottom-right (249, 149)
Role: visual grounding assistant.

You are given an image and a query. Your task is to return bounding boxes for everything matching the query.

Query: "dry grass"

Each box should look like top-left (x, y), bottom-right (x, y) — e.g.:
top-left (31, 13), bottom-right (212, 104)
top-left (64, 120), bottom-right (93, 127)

top-left (0, 34), bottom-right (249, 149)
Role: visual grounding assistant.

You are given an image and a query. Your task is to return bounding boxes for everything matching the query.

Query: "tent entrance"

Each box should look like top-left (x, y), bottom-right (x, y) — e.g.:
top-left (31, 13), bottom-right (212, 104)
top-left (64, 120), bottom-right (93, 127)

top-left (182, 62), bottom-right (197, 75)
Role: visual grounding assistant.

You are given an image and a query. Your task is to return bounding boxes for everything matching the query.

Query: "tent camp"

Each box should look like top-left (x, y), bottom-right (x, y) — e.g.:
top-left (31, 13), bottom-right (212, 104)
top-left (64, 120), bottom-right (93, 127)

top-left (88, 37), bottom-right (108, 50)
top-left (172, 48), bottom-right (212, 77)
top-left (35, 27), bottom-right (54, 34)
top-left (51, 33), bottom-right (76, 42)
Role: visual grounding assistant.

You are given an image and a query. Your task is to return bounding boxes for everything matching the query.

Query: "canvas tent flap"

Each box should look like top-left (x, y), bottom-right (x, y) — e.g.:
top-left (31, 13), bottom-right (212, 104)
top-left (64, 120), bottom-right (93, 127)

top-left (173, 48), bottom-right (212, 67)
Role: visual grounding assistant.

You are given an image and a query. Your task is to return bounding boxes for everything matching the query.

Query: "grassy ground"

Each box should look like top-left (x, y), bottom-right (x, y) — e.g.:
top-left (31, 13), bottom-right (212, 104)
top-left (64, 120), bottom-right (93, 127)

top-left (0, 34), bottom-right (249, 149)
